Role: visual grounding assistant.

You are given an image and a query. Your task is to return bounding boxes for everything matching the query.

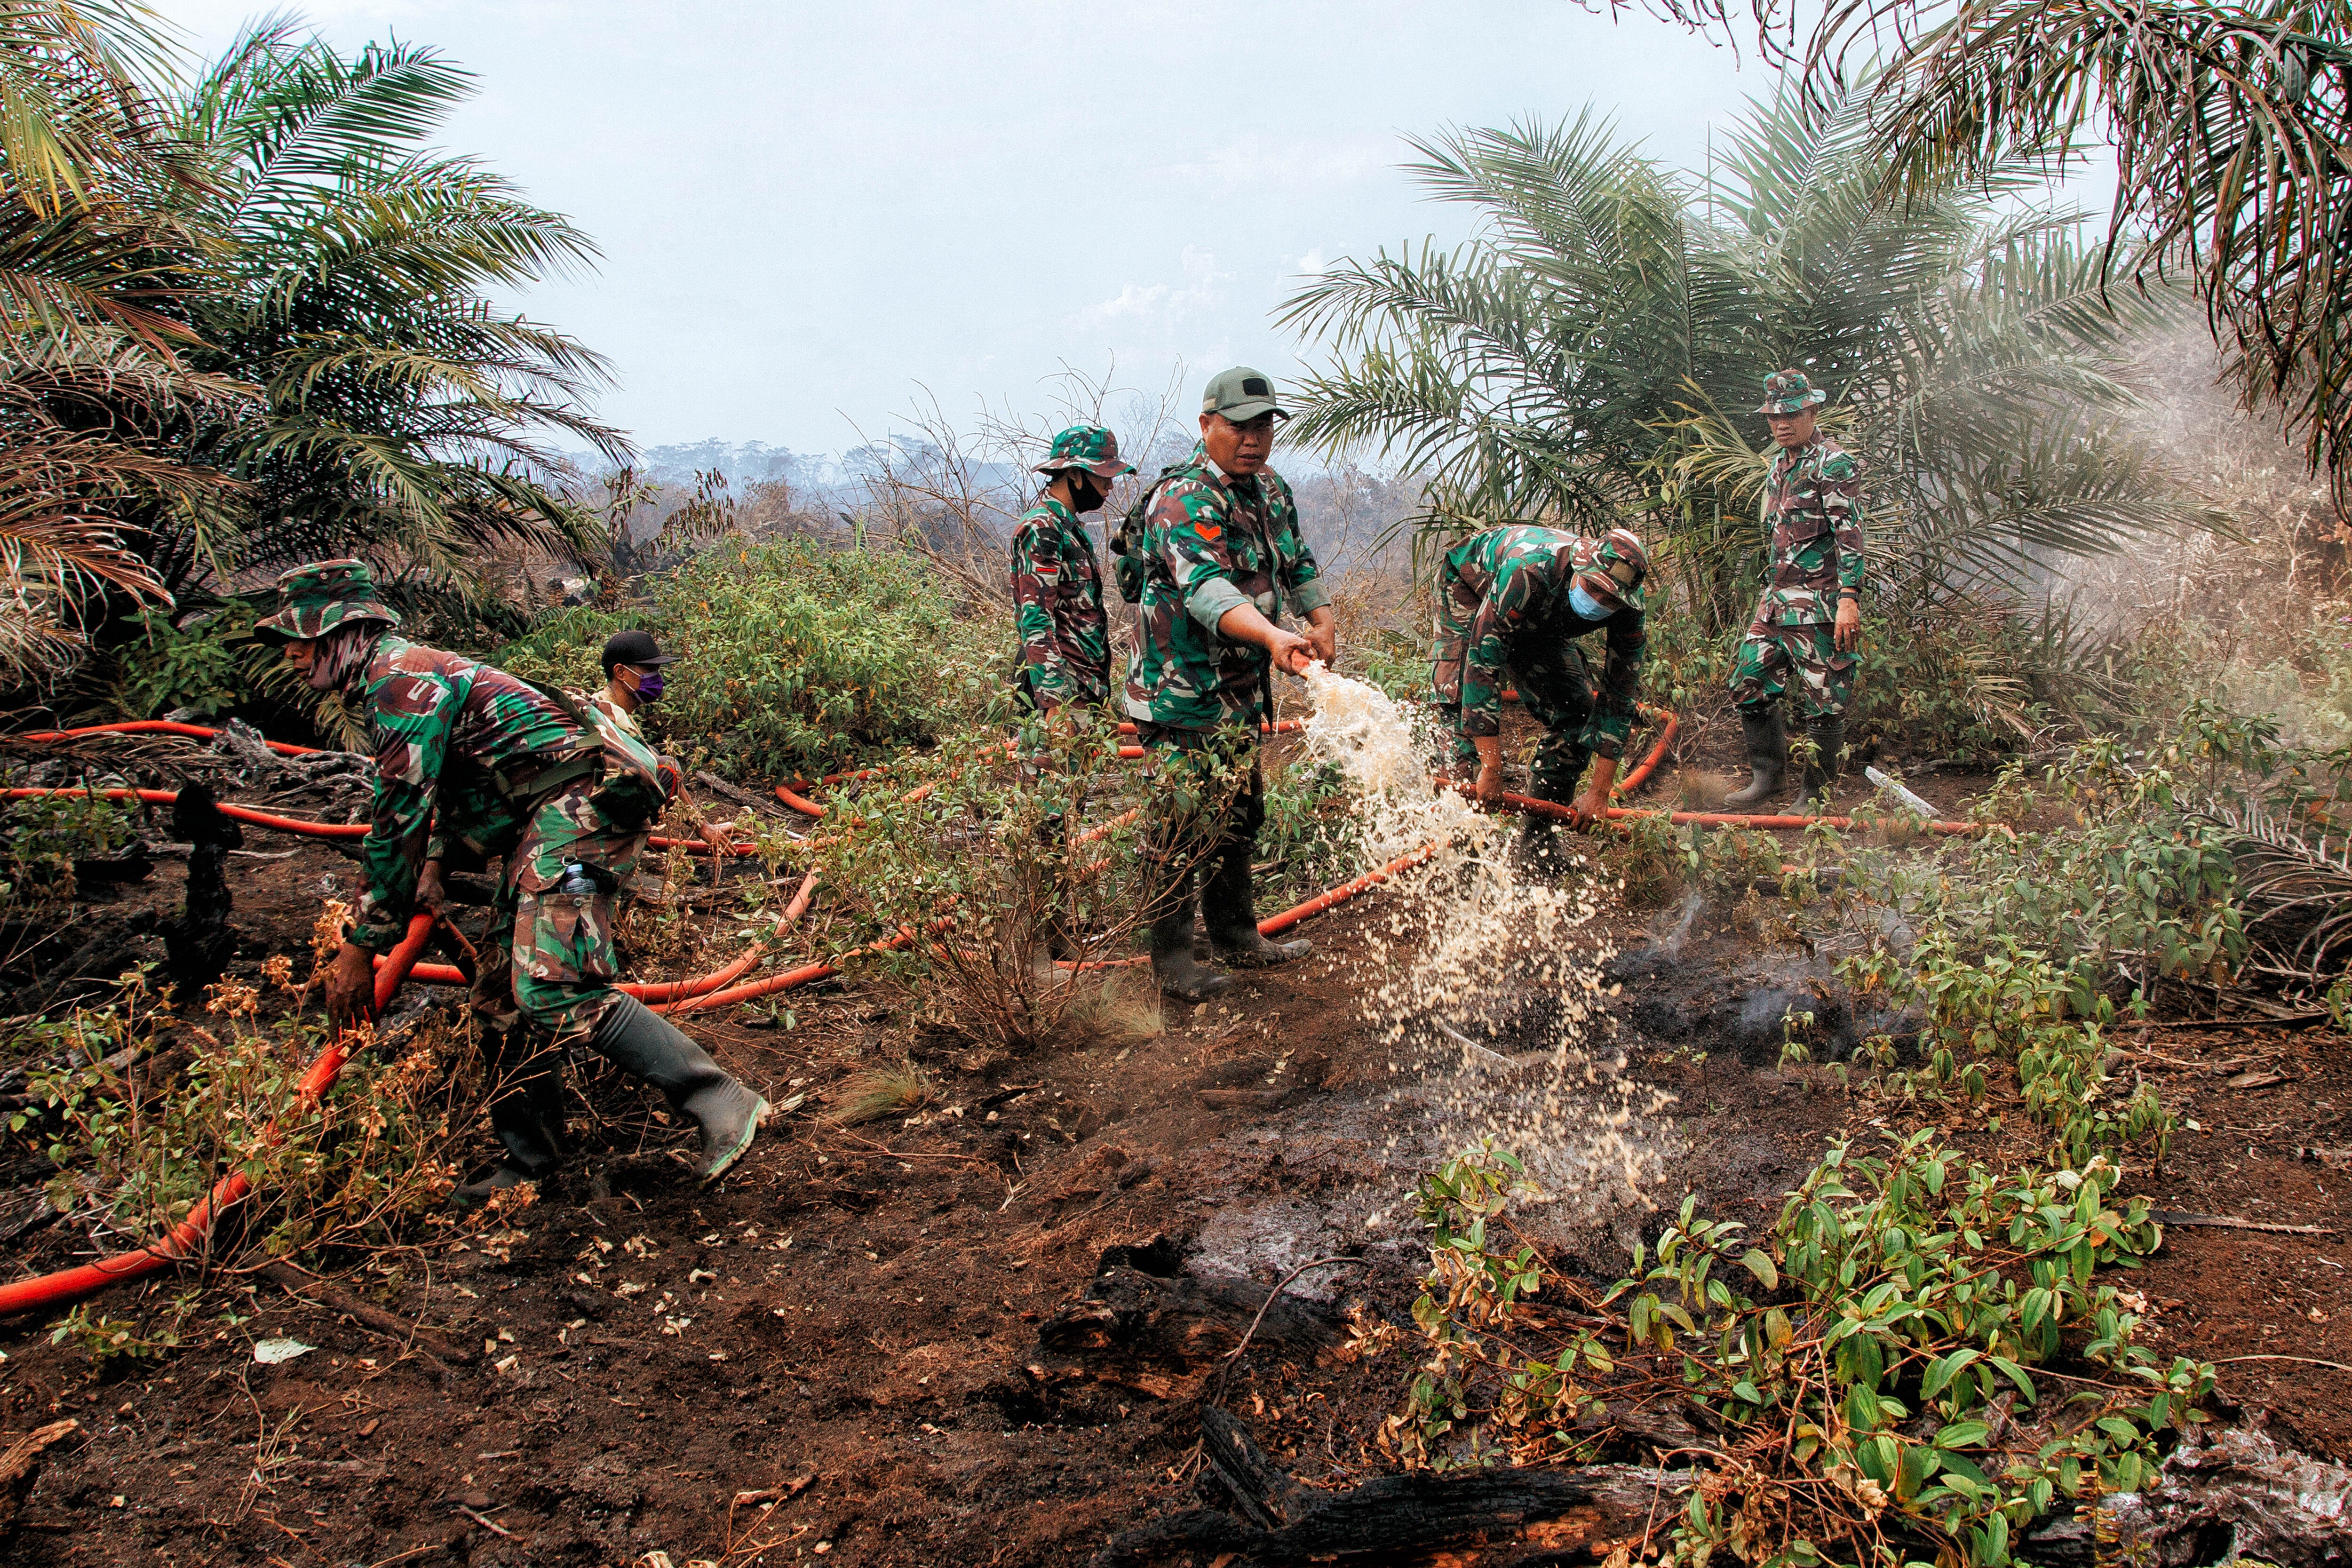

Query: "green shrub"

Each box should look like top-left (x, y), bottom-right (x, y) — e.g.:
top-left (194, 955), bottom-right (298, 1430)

top-left (1374, 1134), bottom-right (2212, 1567)
top-left (1, 792), bottom-right (133, 910)
top-left (497, 540), bottom-right (1006, 780)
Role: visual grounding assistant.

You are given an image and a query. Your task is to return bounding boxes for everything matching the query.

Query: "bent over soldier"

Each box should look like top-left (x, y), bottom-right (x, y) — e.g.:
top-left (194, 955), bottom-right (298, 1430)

top-left (1432, 525), bottom-right (1648, 869)
top-left (1123, 366), bottom-right (1335, 1003)
top-left (262, 561), bottom-right (768, 1202)
top-left (1723, 370), bottom-right (1866, 809)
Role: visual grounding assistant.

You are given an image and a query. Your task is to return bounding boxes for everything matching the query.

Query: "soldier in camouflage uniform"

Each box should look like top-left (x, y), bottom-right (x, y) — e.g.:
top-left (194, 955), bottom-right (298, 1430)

top-left (1008, 425), bottom-right (1134, 973)
top-left (1722, 370), bottom-right (1867, 809)
top-left (1011, 425), bottom-right (1131, 715)
top-left (1431, 525), bottom-right (1649, 867)
top-left (1123, 367), bottom-right (1335, 1002)
top-left (261, 561), bottom-right (768, 1201)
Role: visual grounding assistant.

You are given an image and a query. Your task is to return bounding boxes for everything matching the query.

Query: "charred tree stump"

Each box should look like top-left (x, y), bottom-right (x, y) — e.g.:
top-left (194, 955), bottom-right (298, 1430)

top-left (165, 781), bottom-right (242, 994)
top-left (1095, 1409), bottom-right (1684, 1567)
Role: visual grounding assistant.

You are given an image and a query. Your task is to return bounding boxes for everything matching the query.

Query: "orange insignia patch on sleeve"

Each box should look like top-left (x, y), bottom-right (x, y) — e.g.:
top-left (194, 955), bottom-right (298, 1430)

top-left (1196, 524), bottom-right (1221, 543)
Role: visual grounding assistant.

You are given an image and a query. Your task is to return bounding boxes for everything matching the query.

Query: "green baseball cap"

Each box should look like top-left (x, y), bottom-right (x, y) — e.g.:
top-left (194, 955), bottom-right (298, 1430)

top-left (252, 558), bottom-right (402, 643)
top-left (1201, 366), bottom-right (1289, 423)
top-left (1034, 424), bottom-right (1136, 479)
top-left (1756, 369), bottom-right (1828, 414)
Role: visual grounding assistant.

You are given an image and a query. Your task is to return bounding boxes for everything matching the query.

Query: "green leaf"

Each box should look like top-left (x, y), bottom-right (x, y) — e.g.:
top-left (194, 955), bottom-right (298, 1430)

top-left (1989, 1356), bottom-right (2038, 1402)
top-left (1922, 1348), bottom-right (1981, 1400)
top-left (1739, 1248), bottom-right (1779, 1291)
top-left (1934, 1419), bottom-right (1990, 1449)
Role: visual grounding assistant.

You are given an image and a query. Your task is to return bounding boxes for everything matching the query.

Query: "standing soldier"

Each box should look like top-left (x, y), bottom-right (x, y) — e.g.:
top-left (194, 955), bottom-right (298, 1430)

top-left (1432, 525), bottom-right (1649, 869)
top-left (1009, 425), bottom-right (1133, 973)
top-left (1722, 370), bottom-right (1866, 809)
top-left (257, 561), bottom-right (769, 1201)
top-left (1010, 425), bottom-right (1133, 716)
top-left (1122, 367), bottom-right (1336, 1003)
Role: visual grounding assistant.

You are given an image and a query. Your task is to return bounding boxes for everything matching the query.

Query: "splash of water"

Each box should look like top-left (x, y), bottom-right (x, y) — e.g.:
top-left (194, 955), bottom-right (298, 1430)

top-left (1296, 664), bottom-right (1675, 1218)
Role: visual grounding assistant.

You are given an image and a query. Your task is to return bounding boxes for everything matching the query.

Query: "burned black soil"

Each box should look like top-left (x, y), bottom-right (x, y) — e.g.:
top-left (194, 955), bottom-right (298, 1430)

top-left (1, 729), bottom-right (2345, 1566)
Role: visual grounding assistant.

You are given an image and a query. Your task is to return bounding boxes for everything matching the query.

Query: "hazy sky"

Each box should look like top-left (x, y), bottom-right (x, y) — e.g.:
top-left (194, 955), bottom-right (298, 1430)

top-left (168, 2), bottom-right (1775, 454)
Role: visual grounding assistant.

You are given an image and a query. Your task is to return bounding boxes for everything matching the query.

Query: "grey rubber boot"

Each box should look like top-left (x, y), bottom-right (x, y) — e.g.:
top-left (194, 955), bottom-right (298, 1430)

top-left (1148, 869), bottom-right (1232, 1003)
top-left (587, 995), bottom-right (770, 1181)
top-left (451, 1027), bottom-right (568, 1207)
top-left (1721, 707), bottom-right (1785, 811)
top-left (1203, 844), bottom-right (1311, 969)
top-left (1802, 714), bottom-right (1844, 808)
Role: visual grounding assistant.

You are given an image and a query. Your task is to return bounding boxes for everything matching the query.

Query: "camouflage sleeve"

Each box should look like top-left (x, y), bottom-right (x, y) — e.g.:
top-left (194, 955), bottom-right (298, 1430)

top-left (1459, 556), bottom-right (1544, 738)
top-left (1269, 475), bottom-right (1331, 618)
top-left (352, 669), bottom-right (458, 952)
top-left (1823, 449), bottom-right (1866, 595)
top-left (1009, 518), bottom-right (1073, 705)
top-left (1578, 608), bottom-right (1649, 760)
top-left (1150, 483), bottom-right (1252, 636)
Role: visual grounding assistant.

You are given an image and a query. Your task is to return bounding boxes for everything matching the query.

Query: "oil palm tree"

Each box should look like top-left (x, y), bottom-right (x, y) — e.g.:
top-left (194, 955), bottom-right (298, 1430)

top-left (1802, 1), bottom-right (2352, 507)
top-left (152, 19), bottom-right (628, 607)
top-left (1279, 84), bottom-right (2221, 638)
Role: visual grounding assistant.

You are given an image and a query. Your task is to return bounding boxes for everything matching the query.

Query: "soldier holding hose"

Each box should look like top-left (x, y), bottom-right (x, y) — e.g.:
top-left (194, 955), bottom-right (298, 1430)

top-left (258, 560), bottom-right (768, 1202)
top-left (1121, 367), bottom-right (1336, 1003)
top-left (1431, 525), bottom-right (1650, 872)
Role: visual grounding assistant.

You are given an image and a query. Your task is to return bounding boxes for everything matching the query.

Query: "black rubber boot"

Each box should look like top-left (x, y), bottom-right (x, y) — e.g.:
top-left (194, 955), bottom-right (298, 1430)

top-left (587, 996), bottom-right (770, 1181)
top-left (1148, 868), bottom-right (1232, 1002)
top-left (1203, 845), bottom-right (1310, 969)
top-left (1722, 707), bottom-right (1785, 811)
top-left (1508, 811), bottom-right (1567, 882)
top-left (1802, 714), bottom-right (1844, 808)
top-left (451, 1027), bottom-right (568, 1207)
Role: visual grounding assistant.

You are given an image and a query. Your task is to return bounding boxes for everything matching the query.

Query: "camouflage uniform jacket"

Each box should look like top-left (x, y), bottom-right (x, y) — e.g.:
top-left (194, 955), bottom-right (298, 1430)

top-left (1438, 525), bottom-right (1647, 757)
top-left (1121, 442), bottom-right (1331, 731)
top-left (1008, 495), bottom-right (1111, 708)
top-left (350, 634), bottom-right (599, 951)
top-left (1754, 435), bottom-right (1866, 626)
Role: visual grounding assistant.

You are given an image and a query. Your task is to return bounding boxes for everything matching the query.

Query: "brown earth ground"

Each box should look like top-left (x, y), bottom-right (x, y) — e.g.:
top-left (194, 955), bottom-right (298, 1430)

top-left (0, 715), bottom-right (2346, 1567)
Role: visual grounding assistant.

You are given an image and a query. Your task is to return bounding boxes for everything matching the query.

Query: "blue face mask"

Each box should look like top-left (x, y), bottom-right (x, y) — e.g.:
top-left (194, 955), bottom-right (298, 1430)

top-left (1568, 581), bottom-right (1610, 621)
top-left (631, 669), bottom-right (665, 702)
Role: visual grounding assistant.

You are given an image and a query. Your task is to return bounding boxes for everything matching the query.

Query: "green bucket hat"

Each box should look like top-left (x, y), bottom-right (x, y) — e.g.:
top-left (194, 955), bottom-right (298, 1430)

top-left (252, 558), bottom-right (403, 643)
top-left (1756, 369), bottom-right (1828, 414)
top-left (1201, 366), bottom-right (1289, 423)
top-left (1568, 528), bottom-right (1649, 614)
top-left (1035, 424), bottom-right (1137, 479)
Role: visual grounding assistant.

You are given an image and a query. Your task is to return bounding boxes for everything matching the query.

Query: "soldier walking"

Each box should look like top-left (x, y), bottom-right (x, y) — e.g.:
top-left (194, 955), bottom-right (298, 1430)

top-left (1120, 367), bottom-right (1336, 1003)
top-left (1722, 371), bottom-right (1866, 809)
top-left (1431, 525), bottom-right (1649, 870)
top-left (260, 560), bottom-right (768, 1201)
top-left (587, 628), bottom-right (741, 855)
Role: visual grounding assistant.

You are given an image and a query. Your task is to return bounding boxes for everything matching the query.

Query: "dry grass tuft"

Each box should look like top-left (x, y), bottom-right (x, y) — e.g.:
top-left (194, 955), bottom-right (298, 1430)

top-left (829, 1061), bottom-right (937, 1125)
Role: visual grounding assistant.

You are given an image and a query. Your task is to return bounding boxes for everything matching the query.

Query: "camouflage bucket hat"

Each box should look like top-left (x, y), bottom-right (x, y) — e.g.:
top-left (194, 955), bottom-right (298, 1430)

top-left (252, 558), bottom-right (402, 642)
top-left (1756, 369), bottom-right (1828, 414)
top-left (1569, 529), bottom-right (1649, 614)
top-left (1035, 424), bottom-right (1136, 479)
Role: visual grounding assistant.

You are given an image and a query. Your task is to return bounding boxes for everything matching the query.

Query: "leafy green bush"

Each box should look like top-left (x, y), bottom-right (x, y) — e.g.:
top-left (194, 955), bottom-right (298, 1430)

top-left (1, 792), bottom-right (134, 910)
top-left (497, 540), bottom-right (1005, 780)
top-left (1257, 757), bottom-right (1364, 906)
top-left (1374, 1134), bottom-right (2212, 1568)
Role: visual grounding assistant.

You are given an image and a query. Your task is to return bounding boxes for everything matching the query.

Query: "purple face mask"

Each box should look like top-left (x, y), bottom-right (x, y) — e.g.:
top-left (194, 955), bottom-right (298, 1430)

top-left (632, 669), bottom-right (665, 702)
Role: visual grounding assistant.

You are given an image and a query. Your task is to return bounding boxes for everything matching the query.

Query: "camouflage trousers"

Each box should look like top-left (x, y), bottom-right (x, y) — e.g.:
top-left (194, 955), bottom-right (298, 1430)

top-left (469, 776), bottom-right (647, 1042)
top-left (1135, 720), bottom-right (1263, 915)
top-left (1438, 640), bottom-right (1602, 804)
top-left (1730, 620), bottom-right (1855, 720)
